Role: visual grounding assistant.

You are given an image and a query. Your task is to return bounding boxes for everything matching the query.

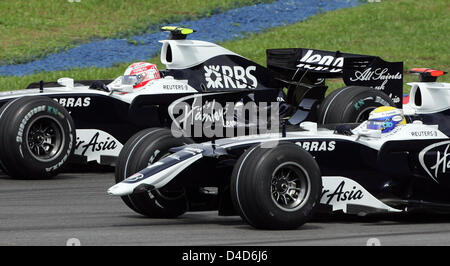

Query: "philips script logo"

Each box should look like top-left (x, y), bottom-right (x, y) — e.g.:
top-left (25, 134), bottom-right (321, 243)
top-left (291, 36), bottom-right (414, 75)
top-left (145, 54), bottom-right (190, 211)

top-left (204, 65), bottom-right (257, 89)
top-left (296, 50), bottom-right (343, 72)
top-left (419, 141), bottom-right (450, 183)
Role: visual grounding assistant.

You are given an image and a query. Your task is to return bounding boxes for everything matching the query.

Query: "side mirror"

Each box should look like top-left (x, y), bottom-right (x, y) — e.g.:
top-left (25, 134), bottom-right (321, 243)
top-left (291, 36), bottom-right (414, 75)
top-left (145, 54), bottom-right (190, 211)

top-left (89, 81), bottom-right (110, 93)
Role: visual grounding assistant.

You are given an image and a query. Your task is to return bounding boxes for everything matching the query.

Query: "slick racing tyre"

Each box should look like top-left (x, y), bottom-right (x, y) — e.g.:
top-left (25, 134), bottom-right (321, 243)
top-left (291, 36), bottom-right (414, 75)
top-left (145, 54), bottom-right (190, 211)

top-left (318, 86), bottom-right (395, 124)
top-left (230, 142), bottom-right (322, 229)
top-left (115, 128), bottom-right (193, 218)
top-left (0, 96), bottom-right (76, 179)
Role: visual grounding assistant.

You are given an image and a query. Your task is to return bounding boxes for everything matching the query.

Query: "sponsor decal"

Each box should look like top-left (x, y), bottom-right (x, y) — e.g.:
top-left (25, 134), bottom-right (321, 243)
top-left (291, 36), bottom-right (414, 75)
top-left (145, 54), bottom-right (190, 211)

top-left (169, 93), bottom-right (279, 138)
top-left (74, 129), bottom-right (123, 163)
top-left (350, 67), bottom-right (402, 103)
top-left (162, 84), bottom-right (189, 91)
top-left (321, 180), bottom-right (364, 205)
top-left (354, 99), bottom-right (365, 110)
top-left (343, 58), bottom-right (403, 106)
top-left (391, 115), bottom-right (403, 122)
top-left (295, 141), bottom-right (336, 152)
top-left (125, 173), bottom-right (144, 182)
top-left (388, 93), bottom-right (401, 104)
top-left (419, 140), bottom-right (450, 183)
top-left (321, 176), bottom-right (401, 213)
top-left (374, 95), bottom-right (392, 106)
top-left (410, 131), bottom-right (438, 137)
top-left (296, 49), bottom-right (343, 73)
top-left (53, 97), bottom-right (91, 107)
top-left (204, 65), bottom-right (257, 89)
top-left (349, 67), bottom-right (402, 84)
top-left (16, 105), bottom-right (46, 143)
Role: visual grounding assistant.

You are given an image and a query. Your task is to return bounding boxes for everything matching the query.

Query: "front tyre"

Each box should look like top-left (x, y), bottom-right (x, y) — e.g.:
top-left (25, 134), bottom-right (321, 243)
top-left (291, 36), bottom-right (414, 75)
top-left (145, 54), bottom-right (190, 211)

top-left (115, 128), bottom-right (193, 218)
top-left (230, 142), bottom-right (322, 229)
top-left (0, 96), bottom-right (76, 179)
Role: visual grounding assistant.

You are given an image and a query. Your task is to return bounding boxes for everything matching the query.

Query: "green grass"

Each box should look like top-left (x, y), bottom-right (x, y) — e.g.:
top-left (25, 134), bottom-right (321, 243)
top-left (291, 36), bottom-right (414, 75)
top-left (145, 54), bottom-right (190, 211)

top-left (220, 0), bottom-right (450, 92)
top-left (0, 0), bottom-right (271, 64)
top-left (0, 0), bottom-right (448, 93)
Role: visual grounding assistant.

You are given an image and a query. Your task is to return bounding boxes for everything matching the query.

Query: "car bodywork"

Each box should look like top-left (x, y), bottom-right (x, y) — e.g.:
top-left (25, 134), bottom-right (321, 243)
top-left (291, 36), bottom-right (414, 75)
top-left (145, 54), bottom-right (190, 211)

top-left (0, 27), bottom-right (404, 167)
top-left (109, 74), bottom-right (450, 215)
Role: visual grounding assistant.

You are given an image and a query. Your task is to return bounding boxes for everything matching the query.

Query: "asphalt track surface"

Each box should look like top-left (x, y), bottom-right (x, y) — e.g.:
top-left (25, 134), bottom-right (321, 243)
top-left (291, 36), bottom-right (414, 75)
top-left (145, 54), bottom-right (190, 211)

top-left (1, 171), bottom-right (450, 246)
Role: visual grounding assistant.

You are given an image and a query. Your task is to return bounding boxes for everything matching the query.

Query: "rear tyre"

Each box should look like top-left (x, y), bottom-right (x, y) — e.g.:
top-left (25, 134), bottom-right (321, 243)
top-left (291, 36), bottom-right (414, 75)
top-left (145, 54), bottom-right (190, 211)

top-left (0, 96), bottom-right (75, 179)
top-left (230, 142), bottom-right (322, 229)
top-left (318, 86), bottom-right (395, 124)
top-left (115, 128), bottom-right (193, 218)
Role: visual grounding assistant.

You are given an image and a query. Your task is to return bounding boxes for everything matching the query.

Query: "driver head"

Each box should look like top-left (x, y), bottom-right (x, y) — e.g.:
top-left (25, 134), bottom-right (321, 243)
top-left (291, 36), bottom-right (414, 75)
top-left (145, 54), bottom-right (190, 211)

top-left (367, 106), bottom-right (406, 133)
top-left (124, 62), bottom-right (161, 89)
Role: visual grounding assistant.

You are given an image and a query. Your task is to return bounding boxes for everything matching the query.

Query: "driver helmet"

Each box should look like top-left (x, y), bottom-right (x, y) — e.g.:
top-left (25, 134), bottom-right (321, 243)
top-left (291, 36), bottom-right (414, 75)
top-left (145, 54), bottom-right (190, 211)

top-left (123, 62), bottom-right (161, 89)
top-left (367, 106), bottom-right (406, 133)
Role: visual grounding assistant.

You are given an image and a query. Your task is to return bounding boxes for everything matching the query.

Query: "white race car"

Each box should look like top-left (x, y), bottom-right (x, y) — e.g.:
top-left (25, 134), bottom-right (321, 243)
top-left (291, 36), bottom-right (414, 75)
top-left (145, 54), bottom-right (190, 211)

top-left (108, 69), bottom-right (450, 230)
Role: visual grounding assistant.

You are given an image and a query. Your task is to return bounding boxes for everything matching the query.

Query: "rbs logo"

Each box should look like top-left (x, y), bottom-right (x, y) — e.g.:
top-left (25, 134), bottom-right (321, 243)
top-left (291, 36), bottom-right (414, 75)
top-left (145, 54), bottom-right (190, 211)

top-left (204, 65), bottom-right (257, 89)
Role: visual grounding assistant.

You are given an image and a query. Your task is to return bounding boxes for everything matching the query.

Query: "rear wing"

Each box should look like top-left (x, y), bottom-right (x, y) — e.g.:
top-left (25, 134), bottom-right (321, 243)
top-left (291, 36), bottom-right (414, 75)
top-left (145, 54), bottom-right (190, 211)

top-left (267, 48), bottom-right (403, 107)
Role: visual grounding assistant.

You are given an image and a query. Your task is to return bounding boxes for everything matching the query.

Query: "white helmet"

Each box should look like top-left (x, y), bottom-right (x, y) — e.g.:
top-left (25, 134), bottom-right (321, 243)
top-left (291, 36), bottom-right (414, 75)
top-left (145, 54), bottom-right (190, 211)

top-left (123, 62), bottom-right (161, 89)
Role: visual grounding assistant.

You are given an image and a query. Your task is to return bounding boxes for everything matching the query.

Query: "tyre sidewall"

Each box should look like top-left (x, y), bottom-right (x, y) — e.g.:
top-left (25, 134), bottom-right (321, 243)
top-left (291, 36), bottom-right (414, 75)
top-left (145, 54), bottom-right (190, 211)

top-left (0, 97), bottom-right (75, 179)
top-left (340, 90), bottom-right (395, 122)
top-left (319, 86), bottom-right (395, 124)
top-left (253, 146), bottom-right (321, 226)
top-left (232, 142), bottom-right (322, 229)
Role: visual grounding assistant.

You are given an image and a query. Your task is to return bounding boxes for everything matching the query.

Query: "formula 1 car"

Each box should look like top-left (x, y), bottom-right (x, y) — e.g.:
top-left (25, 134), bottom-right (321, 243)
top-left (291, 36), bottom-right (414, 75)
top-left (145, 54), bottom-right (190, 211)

top-left (108, 69), bottom-right (450, 229)
top-left (0, 26), bottom-right (401, 179)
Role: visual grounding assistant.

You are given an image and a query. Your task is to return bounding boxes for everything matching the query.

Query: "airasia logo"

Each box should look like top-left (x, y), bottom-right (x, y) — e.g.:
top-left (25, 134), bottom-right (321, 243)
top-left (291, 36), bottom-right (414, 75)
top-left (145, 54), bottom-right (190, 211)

top-left (204, 65), bottom-right (257, 89)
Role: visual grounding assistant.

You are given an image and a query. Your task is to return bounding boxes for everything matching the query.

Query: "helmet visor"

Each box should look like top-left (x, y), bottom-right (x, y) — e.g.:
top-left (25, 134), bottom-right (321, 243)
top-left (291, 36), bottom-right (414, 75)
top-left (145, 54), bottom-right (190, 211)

top-left (122, 75), bottom-right (140, 85)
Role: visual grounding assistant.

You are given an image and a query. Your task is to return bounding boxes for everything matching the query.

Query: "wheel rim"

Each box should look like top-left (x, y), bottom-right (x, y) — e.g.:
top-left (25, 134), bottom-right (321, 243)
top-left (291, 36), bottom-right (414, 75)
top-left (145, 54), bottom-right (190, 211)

top-left (25, 116), bottom-right (64, 162)
top-left (271, 162), bottom-right (311, 212)
top-left (355, 107), bottom-right (377, 123)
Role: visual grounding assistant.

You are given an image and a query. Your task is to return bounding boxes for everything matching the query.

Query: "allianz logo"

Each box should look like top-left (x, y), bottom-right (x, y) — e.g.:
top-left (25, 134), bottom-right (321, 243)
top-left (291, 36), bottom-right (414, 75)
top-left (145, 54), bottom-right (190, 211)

top-left (296, 50), bottom-right (343, 73)
top-left (204, 65), bottom-right (257, 89)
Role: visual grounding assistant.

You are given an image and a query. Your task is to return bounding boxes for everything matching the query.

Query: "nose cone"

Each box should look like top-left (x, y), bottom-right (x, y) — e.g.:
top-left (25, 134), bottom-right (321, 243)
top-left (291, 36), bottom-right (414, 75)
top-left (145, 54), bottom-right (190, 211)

top-left (107, 183), bottom-right (133, 196)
